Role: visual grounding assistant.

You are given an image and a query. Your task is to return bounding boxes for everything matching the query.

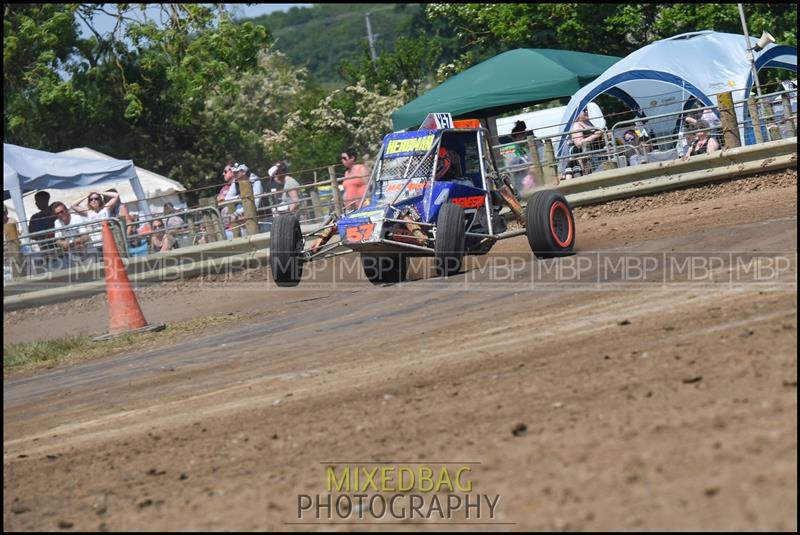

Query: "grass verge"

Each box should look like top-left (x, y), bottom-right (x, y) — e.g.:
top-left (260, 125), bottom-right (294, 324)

top-left (3, 313), bottom-right (242, 376)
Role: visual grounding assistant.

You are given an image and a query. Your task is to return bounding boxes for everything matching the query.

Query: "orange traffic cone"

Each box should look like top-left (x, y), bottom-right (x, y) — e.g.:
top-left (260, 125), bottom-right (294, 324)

top-left (94, 220), bottom-right (165, 341)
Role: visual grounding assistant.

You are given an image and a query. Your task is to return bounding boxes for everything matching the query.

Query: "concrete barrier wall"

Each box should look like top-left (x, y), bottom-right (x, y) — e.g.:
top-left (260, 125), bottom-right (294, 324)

top-left (556, 137), bottom-right (797, 206)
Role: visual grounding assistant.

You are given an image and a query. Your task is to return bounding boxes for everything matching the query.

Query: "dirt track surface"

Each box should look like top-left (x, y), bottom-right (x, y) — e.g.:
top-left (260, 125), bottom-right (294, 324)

top-left (4, 170), bottom-right (798, 531)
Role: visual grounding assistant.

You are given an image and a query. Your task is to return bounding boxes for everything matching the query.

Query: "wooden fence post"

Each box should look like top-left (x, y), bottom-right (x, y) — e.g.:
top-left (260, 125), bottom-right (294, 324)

top-left (718, 91), bottom-right (741, 149)
top-left (781, 93), bottom-right (796, 138)
top-left (747, 95), bottom-right (764, 144)
top-left (542, 138), bottom-right (558, 184)
top-left (328, 166), bottom-right (343, 216)
top-left (237, 177), bottom-right (259, 236)
top-left (199, 197), bottom-right (222, 242)
top-left (526, 135), bottom-right (546, 188)
top-left (763, 101), bottom-right (782, 141)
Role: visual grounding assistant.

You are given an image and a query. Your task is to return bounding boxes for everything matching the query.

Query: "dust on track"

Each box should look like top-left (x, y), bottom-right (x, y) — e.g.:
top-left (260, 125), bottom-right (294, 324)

top-left (3, 168), bottom-right (797, 531)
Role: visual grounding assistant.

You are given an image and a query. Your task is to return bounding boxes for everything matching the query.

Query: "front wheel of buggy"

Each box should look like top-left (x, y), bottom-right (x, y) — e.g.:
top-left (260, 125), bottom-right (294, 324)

top-left (270, 214), bottom-right (304, 286)
top-left (525, 189), bottom-right (575, 258)
top-left (361, 253), bottom-right (407, 284)
top-left (435, 203), bottom-right (466, 276)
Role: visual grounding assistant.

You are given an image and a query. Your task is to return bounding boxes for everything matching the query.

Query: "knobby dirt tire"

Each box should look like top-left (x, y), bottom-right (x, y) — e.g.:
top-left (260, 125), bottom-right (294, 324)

top-left (525, 189), bottom-right (576, 258)
top-left (270, 214), bottom-right (304, 286)
top-left (434, 203), bottom-right (466, 276)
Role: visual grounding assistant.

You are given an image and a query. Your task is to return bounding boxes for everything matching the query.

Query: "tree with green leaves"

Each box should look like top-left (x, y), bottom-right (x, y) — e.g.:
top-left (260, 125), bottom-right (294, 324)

top-left (426, 3), bottom-right (797, 79)
top-left (260, 78), bottom-right (405, 174)
top-left (4, 4), bottom-right (271, 191)
top-left (338, 35), bottom-right (443, 100)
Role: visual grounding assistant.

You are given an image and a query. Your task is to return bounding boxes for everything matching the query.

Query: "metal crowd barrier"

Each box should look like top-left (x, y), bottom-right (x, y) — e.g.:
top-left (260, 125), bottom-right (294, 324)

top-left (5, 216), bottom-right (127, 279)
top-left (217, 173), bottom-right (351, 237)
top-left (3, 205), bottom-right (229, 280)
top-left (6, 84), bottom-right (794, 281)
top-left (490, 84), bottom-right (797, 189)
top-left (123, 206), bottom-right (226, 254)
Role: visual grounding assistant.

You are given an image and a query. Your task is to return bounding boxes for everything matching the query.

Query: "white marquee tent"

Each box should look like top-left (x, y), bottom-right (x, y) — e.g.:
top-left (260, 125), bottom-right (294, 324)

top-left (555, 31), bottom-right (798, 164)
top-left (56, 147), bottom-right (186, 215)
top-left (4, 145), bottom-right (185, 234)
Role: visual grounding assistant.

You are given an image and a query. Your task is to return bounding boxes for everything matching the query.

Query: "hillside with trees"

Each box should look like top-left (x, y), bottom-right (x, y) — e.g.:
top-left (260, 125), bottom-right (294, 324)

top-left (246, 4), bottom-right (462, 89)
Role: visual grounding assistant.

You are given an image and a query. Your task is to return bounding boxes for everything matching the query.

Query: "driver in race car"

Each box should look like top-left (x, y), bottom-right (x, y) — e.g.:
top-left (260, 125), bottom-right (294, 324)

top-left (309, 142), bottom-right (527, 254)
top-left (438, 144), bottom-right (525, 222)
top-left (308, 146), bottom-right (463, 254)
top-left (435, 146), bottom-right (474, 187)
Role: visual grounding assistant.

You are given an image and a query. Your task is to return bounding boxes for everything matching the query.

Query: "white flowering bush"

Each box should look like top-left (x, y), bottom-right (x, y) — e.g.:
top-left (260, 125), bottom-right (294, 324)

top-left (261, 78), bottom-right (405, 173)
top-left (435, 51), bottom-right (477, 84)
top-left (205, 44), bottom-right (308, 139)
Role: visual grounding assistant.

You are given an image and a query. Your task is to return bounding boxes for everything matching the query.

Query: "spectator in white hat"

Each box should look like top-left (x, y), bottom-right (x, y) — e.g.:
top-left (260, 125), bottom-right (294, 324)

top-left (226, 163), bottom-right (265, 210)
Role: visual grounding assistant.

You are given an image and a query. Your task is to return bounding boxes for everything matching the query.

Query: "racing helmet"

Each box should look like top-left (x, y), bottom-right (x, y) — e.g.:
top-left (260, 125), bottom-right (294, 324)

top-left (434, 146), bottom-right (452, 180)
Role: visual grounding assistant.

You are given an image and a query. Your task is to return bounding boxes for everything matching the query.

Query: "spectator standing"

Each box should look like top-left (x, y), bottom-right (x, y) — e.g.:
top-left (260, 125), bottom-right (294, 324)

top-left (217, 162), bottom-right (238, 238)
top-left (224, 163), bottom-right (264, 236)
top-left (269, 160), bottom-right (301, 214)
top-left (248, 167), bottom-right (265, 209)
top-left (4, 204), bottom-right (19, 235)
top-left (228, 163), bottom-right (264, 208)
top-left (264, 163), bottom-right (282, 213)
top-left (217, 163), bottom-right (236, 203)
top-left (510, 121), bottom-right (529, 144)
top-left (103, 188), bottom-right (130, 220)
top-left (71, 190), bottom-right (120, 250)
top-left (28, 191), bottom-right (57, 240)
top-left (340, 148), bottom-right (369, 210)
top-left (225, 163), bottom-right (264, 205)
top-left (507, 120), bottom-right (531, 192)
top-left (566, 107), bottom-right (604, 178)
top-left (4, 205), bottom-right (20, 280)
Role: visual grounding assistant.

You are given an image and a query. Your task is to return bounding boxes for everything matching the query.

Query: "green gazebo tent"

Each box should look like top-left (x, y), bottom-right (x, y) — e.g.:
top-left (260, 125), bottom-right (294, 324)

top-left (391, 48), bottom-right (621, 131)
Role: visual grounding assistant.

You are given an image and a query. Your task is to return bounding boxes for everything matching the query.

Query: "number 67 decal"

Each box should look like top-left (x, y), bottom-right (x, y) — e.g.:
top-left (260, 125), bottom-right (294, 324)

top-left (345, 223), bottom-right (376, 242)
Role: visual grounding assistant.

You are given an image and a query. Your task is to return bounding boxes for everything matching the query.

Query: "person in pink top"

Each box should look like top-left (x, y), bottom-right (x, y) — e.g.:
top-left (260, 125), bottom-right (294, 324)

top-left (340, 147), bottom-right (369, 211)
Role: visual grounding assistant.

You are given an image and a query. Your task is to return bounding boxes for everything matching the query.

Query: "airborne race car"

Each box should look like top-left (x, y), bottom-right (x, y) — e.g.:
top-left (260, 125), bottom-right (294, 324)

top-left (270, 114), bottom-right (576, 286)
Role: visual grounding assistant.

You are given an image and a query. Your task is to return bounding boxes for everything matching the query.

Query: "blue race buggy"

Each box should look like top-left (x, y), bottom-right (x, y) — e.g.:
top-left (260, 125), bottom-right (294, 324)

top-left (270, 119), bottom-right (575, 286)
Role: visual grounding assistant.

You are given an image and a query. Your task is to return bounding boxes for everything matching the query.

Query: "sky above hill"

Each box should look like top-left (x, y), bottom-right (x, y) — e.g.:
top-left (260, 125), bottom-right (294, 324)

top-left (78, 4), bottom-right (312, 36)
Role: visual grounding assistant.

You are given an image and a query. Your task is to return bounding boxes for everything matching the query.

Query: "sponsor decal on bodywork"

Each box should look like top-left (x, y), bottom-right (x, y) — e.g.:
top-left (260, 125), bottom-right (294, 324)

top-left (451, 195), bottom-right (486, 209)
top-left (382, 130), bottom-right (437, 159)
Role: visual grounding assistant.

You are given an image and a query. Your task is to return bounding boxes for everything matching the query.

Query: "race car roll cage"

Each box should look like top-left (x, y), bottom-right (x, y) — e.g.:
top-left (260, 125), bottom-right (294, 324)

top-left (301, 127), bottom-right (529, 263)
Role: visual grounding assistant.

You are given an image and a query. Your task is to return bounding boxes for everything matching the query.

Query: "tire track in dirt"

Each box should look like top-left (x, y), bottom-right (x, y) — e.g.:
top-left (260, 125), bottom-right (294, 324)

top-left (3, 171), bottom-right (796, 531)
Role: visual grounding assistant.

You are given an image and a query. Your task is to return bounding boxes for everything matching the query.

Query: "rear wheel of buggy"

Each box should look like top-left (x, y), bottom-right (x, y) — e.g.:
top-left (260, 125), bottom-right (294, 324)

top-left (270, 214), bottom-right (304, 286)
top-left (435, 203), bottom-right (466, 276)
top-left (361, 253), bottom-right (407, 284)
top-left (525, 189), bottom-right (575, 258)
